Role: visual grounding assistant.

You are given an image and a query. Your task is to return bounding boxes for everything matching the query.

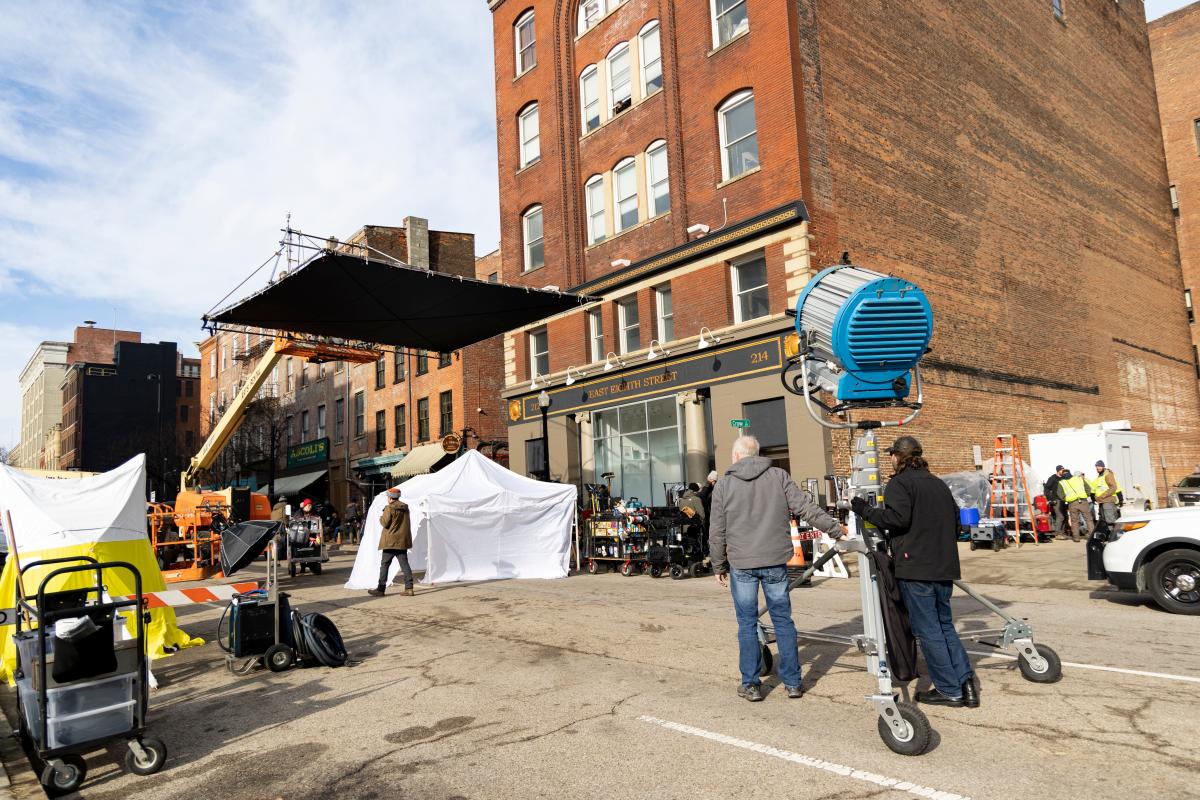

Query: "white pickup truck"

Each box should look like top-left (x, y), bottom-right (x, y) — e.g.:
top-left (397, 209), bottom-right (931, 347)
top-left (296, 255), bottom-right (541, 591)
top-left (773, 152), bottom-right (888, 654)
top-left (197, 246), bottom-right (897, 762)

top-left (1091, 506), bottom-right (1200, 615)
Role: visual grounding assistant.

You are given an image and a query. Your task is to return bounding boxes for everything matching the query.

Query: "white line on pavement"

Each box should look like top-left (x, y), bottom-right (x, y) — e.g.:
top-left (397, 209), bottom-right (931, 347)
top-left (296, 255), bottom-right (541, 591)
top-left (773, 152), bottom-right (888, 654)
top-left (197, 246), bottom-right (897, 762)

top-left (966, 650), bottom-right (1200, 684)
top-left (638, 715), bottom-right (971, 800)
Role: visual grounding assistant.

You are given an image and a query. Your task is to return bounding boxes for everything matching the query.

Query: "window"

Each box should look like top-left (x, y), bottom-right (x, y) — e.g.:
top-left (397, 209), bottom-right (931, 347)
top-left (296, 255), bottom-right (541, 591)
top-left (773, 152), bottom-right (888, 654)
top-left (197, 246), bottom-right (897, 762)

top-left (1187, 289), bottom-right (1194, 324)
top-left (593, 397), bottom-right (682, 505)
top-left (580, 66), bottom-right (601, 133)
top-left (220, 346), bottom-right (227, 371)
top-left (719, 90), bottom-right (758, 181)
top-left (415, 351), bottom-right (428, 375)
top-left (186, 430), bottom-right (194, 449)
top-left (185, 380), bottom-right (193, 397)
top-left (1170, 184), bottom-right (1180, 215)
top-left (639, 21), bottom-right (662, 95)
top-left (519, 103), bottom-right (540, 168)
top-left (1052, 0), bottom-right (1064, 20)
top-left (732, 252), bottom-right (769, 323)
top-left (375, 354), bottom-right (385, 389)
top-left (1195, 118), bottom-right (1200, 155)
top-left (618, 296), bottom-right (640, 353)
top-left (523, 206), bottom-right (544, 271)
top-left (578, 0), bottom-right (602, 33)
top-left (286, 358), bottom-right (294, 392)
top-left (656, 286), bottom-right (674, 342)
top-left (335, 360), bottom-right (344, 373)
top-left (394, 350), bottom-right (405, 382)
top-left (589, 309), bottom-right (605, 362)
top-left (180, 405), bottom-right (189, 422)
top-left (335, 398), bottom-right (345, 442)
top-left (488, 272), bottom-right (499, 283)
top-left (526, 437), bottom-right (547, 480)
top-left (607, 43), bottom-right (631, 113)
top-left (711, 0), bottom-right (749, 46)
top-left (515, 10), bottom-right (536, 75)
top-left (417, 397), bottom-right (430, 442)
top-left (300, 362), bottom-right (308, 387)
top-left (613, 158), bottom-right (638, 232)
top-left (301, 410), bottom-right (310, 441)
top-left (354, 391), bottom-right (365, 436)
top-left (438, 351), bottom-right (452, 368)
top-left (585, 175), bottom-right (606, 244)
top-left (209, 353), bottom-right (216, 378)
top-left (530, 327), bottom-right (549, 378)
top-left (646, 140), bottom-right (669, 216)
top-left (439, 391), bottom-right (454, 437)
top-left (375, 410), bottom-right (386, 451)
top-left (394, 405), bottom-right (406, 448)
top-left (317, 404), bottom-right (327, 439)
top-left (1195, 345), bottom-right (1200, 379)
top-left (318, 361), bottom-right (325, 380)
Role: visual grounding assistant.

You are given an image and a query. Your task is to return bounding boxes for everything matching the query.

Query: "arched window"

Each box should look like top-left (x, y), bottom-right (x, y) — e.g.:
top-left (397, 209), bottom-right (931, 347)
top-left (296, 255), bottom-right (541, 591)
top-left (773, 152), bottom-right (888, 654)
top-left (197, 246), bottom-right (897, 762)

top-left (518, 102), bottom-right (540, 168)
top-left (514, 10), bottom-right (536, 75)
top-left (607, 42), bottom-right (632, 115)
top-left (612, 157), bottom-right (638, 233)
top-left (522, 205), bottom-right (544, 271)
top-left (645, 140), bottom-right (669, 217)
top-left (718, 90), bottom-right (758, 181)
top-left (580, 65), bottom-right (601, 133)
top-left (578, 0), bottom-right (623, 35)
top-left (639, 21), bottom-right (662, 96)
top-left (585, 175), bottom-right (606, 244)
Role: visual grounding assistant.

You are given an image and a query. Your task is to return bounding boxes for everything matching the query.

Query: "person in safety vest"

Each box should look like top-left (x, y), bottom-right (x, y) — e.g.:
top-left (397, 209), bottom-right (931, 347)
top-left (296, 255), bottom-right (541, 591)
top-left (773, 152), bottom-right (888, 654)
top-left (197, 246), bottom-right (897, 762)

top-left (1056, 470), bottom-right (1094, 542)
top-left (1090, 460), bottom-right (1120, 533)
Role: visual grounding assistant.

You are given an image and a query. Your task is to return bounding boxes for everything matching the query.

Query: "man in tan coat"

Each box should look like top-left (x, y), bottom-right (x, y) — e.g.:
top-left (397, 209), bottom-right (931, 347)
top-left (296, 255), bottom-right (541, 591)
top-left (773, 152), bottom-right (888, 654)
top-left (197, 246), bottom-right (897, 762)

top-left (368, 488), bottom-right (414, 597)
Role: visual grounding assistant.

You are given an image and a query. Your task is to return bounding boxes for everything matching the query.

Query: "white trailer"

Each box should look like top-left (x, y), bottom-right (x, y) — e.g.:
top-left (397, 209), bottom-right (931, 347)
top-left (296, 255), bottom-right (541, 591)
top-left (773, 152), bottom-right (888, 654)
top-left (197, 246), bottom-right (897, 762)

top-left (1027, 424), bottom-right (1157, 509)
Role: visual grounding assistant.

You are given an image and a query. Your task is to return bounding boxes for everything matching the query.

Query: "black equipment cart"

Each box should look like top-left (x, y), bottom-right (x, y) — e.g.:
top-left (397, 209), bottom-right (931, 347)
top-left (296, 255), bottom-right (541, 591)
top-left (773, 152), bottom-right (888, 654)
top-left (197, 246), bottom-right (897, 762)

top-left (13, 556), bottom-right (166, 796)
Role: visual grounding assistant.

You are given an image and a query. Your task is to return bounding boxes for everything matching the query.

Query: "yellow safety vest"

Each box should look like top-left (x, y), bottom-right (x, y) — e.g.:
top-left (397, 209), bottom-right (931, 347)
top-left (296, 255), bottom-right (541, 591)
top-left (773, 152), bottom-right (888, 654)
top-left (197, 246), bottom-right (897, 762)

top-left (1089, 471), bottom-right (1121, 499)
top-left (1060, 475), bottom-right (1090, 503)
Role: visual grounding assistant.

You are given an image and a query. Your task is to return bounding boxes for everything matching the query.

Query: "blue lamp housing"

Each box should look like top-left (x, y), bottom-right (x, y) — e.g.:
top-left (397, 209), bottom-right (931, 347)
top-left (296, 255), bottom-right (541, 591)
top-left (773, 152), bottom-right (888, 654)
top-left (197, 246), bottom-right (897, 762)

top-left (794, 265), bottom-right (933, 403)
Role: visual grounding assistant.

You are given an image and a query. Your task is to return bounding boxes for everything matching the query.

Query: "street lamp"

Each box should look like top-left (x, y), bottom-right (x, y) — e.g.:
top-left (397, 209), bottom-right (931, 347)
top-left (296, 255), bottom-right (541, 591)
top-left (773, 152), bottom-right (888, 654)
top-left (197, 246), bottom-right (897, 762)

top-left (537, 390), bottom-right (551, 481)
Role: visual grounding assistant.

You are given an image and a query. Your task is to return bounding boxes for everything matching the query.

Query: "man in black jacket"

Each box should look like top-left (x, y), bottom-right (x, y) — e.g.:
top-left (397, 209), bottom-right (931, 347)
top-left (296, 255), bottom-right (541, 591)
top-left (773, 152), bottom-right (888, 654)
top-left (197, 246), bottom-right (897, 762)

top-left (1042, 465), bottom-right (1068, 540)
top-left (851, 436), bottom-right (977, 709)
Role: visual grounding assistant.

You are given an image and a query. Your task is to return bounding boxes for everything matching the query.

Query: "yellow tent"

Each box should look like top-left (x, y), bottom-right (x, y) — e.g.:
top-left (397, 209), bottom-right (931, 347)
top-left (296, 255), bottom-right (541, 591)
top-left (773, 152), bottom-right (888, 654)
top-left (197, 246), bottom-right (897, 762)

top-left (0, 455), bottom-right (202, 682)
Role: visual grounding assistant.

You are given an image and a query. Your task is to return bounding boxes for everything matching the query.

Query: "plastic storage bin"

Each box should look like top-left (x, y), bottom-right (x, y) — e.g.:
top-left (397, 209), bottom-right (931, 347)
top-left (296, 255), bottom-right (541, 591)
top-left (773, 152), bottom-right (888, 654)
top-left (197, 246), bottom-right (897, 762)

top-left (14, 632), bottom-right (56, 668)
top-left (19, 673), bottom-right (133, 720)
top-left (21, 696), bottom-right (135, 750)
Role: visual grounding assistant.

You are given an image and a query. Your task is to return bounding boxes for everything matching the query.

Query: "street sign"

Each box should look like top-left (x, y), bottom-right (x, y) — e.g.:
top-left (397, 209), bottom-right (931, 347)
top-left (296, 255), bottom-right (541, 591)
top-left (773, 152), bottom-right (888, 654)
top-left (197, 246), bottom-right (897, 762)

top-left (730, 419), bottom-right (751, 429)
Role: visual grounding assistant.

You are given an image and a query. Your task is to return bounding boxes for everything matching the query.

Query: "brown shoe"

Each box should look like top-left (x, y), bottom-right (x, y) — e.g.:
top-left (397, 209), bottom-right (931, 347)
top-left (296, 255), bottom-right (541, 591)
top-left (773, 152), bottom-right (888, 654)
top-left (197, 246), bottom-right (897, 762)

top-left (367, 588), bottom-right (385, 597)
top-left (402, 588), bottom-right (415, 596)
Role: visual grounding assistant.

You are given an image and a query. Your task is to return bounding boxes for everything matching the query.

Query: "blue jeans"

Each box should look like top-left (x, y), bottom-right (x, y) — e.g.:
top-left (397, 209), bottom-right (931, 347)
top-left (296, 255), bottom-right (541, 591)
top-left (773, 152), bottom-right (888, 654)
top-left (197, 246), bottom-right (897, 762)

top-left (730, 565), bottom-right (801, 688)
top-left (898, 579), bottom-right (973, 698)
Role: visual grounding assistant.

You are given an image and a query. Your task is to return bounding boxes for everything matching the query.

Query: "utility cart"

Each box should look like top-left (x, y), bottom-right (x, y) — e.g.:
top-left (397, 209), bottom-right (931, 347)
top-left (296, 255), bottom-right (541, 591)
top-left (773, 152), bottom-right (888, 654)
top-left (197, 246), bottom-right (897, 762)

top-left (583, 501), bottom-right (656, 576)
top-left (12, 556), bottom-right (166, 796)
top-left (284, 517), bottom-right (328, 578)
top-left (645, 507), bottom-right (709, 579)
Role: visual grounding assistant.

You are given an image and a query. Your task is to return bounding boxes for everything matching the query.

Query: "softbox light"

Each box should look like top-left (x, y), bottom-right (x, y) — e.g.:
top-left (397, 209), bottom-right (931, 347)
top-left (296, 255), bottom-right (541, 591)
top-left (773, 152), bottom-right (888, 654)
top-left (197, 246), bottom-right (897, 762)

top-left (220, 520), bottom-right (283, 577)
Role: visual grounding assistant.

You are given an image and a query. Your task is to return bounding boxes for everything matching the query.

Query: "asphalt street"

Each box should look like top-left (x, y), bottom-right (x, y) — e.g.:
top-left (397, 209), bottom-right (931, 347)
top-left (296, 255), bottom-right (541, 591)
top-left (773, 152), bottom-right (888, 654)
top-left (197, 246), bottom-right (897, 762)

top-left (7, 540), bottom-right (1198, 800)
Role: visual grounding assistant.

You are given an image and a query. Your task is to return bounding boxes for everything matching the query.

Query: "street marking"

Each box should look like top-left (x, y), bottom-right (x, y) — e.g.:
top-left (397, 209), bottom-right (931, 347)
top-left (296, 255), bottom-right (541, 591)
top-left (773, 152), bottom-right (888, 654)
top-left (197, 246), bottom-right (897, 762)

top-left (638, 715), bottom-right (971, 800)
top-left (966, 650), bottom-right (1200, 685)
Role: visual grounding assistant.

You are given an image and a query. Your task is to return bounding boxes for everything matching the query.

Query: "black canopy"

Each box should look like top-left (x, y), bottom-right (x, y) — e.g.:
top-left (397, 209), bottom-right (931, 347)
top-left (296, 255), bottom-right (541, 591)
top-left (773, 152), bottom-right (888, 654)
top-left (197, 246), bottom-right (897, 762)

top-left (206, 253), bottom-right (593, 352)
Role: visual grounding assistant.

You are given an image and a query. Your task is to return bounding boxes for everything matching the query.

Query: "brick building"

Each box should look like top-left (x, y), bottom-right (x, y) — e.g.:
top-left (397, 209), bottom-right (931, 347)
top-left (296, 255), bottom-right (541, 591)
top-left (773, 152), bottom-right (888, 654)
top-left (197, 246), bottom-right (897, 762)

top-left (487, 0), bottom-right (1200, 503)
top-left (1151, 2), bottom-right (1200, 394)
top-left (197, 220), bottom-right (507, 512)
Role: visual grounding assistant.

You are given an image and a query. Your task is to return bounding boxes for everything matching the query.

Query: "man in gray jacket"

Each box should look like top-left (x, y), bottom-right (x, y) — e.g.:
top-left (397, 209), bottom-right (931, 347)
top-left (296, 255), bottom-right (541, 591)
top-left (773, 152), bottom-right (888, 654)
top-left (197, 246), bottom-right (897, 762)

top-left (710, 435), bottom-right (845, 701)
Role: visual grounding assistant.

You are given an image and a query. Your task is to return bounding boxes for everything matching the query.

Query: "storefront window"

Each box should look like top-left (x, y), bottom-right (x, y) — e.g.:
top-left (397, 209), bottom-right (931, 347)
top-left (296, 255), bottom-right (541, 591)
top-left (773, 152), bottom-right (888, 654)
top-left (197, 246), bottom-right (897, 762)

top-left (593, 396), bottom-right (682, 506)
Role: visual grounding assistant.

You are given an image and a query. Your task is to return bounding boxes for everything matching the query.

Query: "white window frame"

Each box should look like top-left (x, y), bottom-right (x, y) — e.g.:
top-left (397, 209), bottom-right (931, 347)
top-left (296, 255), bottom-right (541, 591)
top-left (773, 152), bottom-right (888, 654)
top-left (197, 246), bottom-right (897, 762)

top-left (613, 157), bottom-right (638, 233)
top-left (518, 102), bottom-right (540, 168)
top-left (523, 205), bottom-right (544, 272)
top-left (209, 352), bottom-right (216, 378)
top-left (618, 296), bottom-right (640, 354)
top-left (530, 327), bottom-right (549, 378)
top-left (317, 404), bottom-right (327, 440)
top-left (515, 10), bottom-right (536, 76)
top-left (585, 174), bottom-right (606, 244)
top-left (607, 42), bottom-right (631, 113)
top-left (645, 140), bottom-right (669, 217)
top-left (639, 21), bottom-right (662, 97)
top-left (655, 285), bottom-right (674, 343)
top-left (578, 0), bottom-right (603, 34)
top-left (580, 65), bottom-right (601, 133)
top-left (588, 309), bottom-right (605, 362)
top-left (718, 90), bottom-right (758, 182)
top-left (731, 252), bottom-right (770, 324)
top-left (710, 0), bottom-right (749, 48)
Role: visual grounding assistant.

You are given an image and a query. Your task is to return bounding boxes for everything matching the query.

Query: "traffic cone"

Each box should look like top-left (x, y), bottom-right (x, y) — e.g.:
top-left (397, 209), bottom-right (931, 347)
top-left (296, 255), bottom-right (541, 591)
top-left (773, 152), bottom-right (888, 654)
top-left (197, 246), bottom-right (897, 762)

top-left (787, 519), bottom-right (807, 567)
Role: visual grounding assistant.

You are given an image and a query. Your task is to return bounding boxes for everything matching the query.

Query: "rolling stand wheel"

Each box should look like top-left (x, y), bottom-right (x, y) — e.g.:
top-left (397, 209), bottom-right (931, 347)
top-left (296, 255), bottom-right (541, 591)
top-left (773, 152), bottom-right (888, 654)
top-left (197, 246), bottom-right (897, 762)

top-left (310, 561), bottom-right (322, 576)
top-left (1017, 643), bottom-right (1063, 683)
top-left (877, 702), bottom-right (932, 756)
top-left (586, 559), bottom-right (600, 575)
top-left (649, 565), bottom-right (664, 578)
top-left (620, 562), bottom-right (637, 577)
top-left (125, 736), bottom-right (168, 775)
top-left (687, 562), bottom-right (705, 578)
top-left (759, 645), bottom-right (774, 677)
top-left (265, 643), bottom-right (295, 672)
top-left (669, 564), bottom-right (685, 580)
top-left (41, 754), bottom-right (87, 796)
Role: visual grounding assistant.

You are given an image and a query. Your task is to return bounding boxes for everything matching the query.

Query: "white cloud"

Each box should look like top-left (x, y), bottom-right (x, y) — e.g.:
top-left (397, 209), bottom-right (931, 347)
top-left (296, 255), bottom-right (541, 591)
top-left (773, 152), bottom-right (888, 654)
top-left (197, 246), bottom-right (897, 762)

top-left (0, 1), bottom-right (501, 448)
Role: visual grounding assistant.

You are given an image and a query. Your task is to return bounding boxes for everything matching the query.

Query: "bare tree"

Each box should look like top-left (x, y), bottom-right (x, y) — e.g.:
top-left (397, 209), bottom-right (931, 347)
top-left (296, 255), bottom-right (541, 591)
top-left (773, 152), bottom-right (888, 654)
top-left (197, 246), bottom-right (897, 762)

top-left (0, 446), bottom-right (13, 466)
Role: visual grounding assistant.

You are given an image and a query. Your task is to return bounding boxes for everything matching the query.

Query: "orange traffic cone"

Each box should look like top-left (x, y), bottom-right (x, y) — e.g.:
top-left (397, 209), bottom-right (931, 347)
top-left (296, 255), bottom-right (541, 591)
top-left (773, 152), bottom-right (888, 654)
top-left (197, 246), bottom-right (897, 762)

top-left (787, 519), bottom-right (807, 567)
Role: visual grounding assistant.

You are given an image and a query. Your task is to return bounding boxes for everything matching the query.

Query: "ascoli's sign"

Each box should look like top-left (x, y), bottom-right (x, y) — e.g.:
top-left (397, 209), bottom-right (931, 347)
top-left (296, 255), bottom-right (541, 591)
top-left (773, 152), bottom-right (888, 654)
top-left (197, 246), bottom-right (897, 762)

top-left (287, 437), bottom-right (330, 468)
top-left (510, 334), bottom-right (785, 422)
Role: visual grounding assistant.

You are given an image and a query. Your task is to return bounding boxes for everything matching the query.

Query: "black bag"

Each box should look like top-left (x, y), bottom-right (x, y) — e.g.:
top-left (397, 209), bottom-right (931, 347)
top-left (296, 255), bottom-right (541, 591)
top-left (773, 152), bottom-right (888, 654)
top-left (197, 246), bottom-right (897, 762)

top-left (868, 550), bottom-right (919, 683)
top-left (52, 612), bottom-right (118, 683)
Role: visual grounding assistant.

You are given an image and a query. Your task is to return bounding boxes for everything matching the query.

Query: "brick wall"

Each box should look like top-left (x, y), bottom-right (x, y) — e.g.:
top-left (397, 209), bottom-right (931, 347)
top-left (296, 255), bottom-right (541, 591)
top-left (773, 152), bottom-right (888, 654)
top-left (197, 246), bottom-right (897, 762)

top-left (1151, 3), bottom-right (1200, 398)
top-left (68, 327), bottom-right (141, 366)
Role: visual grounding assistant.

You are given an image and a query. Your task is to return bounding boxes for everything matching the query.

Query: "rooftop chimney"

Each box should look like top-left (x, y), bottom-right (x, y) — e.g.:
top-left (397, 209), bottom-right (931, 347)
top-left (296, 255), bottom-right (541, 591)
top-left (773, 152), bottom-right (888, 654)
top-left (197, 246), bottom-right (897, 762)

top-left (404, 216), bottom-right (430, 270)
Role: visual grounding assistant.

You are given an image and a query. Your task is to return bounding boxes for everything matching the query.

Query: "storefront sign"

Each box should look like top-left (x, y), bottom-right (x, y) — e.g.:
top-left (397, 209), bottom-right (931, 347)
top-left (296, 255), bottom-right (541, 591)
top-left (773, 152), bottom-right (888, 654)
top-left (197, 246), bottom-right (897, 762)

top-left (441, 433), bottom-right (462, 453)
top-left (287, 437), bottom-right (329, 468)
top-left (508, 334), bottom-right (785, 421)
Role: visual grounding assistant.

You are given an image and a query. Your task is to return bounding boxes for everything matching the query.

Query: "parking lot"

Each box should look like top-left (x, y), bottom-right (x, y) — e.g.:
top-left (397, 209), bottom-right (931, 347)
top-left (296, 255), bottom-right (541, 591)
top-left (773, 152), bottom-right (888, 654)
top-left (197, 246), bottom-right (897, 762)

top-left (3, 541), bottom-right (1197, 800)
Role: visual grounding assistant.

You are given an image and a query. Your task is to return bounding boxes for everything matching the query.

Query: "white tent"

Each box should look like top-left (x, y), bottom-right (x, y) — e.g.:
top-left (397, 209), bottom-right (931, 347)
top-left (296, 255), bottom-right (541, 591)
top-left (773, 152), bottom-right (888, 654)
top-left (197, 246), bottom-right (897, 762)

top-left (345, 450), bottom-right (577, 588)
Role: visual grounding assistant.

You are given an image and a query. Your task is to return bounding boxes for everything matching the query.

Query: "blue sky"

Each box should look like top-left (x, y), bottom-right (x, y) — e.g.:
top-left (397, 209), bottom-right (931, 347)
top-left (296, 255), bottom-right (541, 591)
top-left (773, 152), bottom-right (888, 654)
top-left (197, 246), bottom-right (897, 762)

top-left (0, 0), bottom-right (1195, 450)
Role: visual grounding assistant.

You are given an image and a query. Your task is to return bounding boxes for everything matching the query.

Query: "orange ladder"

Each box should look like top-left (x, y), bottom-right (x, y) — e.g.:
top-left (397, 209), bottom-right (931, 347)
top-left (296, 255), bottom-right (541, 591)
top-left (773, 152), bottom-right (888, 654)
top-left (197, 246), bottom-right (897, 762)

top-left (989, 435), bottom-right (1037, 548)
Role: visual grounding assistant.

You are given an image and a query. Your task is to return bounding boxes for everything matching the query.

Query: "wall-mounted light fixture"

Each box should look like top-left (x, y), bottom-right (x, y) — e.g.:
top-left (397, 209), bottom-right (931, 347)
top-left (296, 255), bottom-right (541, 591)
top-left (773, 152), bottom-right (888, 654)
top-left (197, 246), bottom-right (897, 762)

top-left (646, 340), bottom-right (671, 361)
top-left (697, 327), bottom-right (722, 350)
top-left (603, 352), bottom-right (625, 372)
top-left (565, 366), bottom-right (587, 386)
top-left (610, 258), bottom-right (631, 268)
top-left (686, 223), bottom-right (710, 237)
